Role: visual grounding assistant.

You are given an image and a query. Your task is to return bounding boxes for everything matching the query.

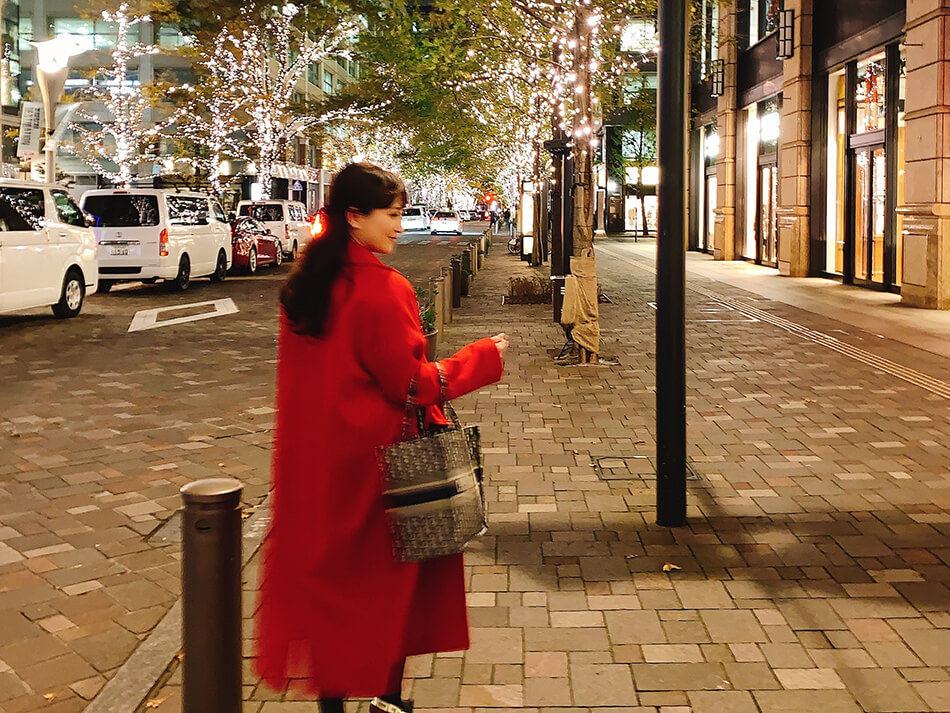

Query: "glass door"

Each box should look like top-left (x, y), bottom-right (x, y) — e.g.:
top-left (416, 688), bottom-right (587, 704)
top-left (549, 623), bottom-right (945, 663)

top-left (851, 144), bottom-right (887, 285)
top-left (757, 162), bottom-right (778, 267)
top-left (703, 172), bottom-right (717, 253)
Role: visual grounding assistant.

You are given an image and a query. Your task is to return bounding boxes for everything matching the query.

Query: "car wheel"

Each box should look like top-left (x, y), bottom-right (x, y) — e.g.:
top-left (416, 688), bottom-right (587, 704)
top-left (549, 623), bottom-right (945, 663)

top-left (289, 241), bottom-right (298, 262)
top-left (457, 230), bottom-right (463, 235)
top-left (210, 250), bottom-right (228, 283)
top-left (52, 269), bottom-right (85, 318)
top-left (98, 279), bottom-right (114, 293)
top-left (431, 231), bottom-right (437, 235)
top-left (275, 247), bottom-right (283, 267)
top-left (248, 247), bottom-right (258, 274)
top-left (173, 255), bottom-right (191, 291)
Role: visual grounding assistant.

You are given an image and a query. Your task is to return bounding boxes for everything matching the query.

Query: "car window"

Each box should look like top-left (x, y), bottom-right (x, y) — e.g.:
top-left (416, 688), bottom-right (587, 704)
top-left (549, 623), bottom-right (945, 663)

top-left (83, 194), bottom-right (160, 227)
top-left (50, 191), bottom-right (86, 227)
top-left (211, 201), bottom-right (227, 223)
top-left (402, 208), bottom-right (422, 217)
top-left (168, 196), bottom-right (209, 226)
top-left (291, 205), bottom-right (304, 221)
top-left (244, 204), bottom-right (284, 222)
top-left (435, 211), bottom-right (456, 219)
top-left (0, 188), bottom-right (46, 231)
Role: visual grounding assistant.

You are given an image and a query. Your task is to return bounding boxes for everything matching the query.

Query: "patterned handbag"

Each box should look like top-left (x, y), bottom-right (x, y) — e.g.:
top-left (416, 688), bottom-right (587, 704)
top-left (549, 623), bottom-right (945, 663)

top-left (376, 363), bottom-right (487, 562)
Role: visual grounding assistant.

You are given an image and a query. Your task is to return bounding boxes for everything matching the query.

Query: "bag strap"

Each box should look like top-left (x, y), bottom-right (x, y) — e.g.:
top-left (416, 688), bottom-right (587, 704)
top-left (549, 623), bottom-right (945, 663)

top-left (401, 362), bottom-right (448, 440)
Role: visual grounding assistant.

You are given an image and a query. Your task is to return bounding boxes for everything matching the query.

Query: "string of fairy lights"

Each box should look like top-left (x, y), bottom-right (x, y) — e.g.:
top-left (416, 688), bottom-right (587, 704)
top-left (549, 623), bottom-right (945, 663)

top-left (59, 1), bottom-right (649, 202)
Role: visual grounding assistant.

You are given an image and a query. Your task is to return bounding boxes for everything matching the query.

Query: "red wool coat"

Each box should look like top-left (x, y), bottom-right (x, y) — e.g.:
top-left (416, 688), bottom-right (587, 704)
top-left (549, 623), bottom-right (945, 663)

top-left (254, 241), bottom-right (504, 696)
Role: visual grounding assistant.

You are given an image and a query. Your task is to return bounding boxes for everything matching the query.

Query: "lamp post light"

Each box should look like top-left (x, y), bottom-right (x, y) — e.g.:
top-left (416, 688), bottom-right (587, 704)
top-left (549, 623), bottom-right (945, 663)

top-left (31, 35), bottom-right (83, 183)
top-left (520, 179), bottom-right (535, 262)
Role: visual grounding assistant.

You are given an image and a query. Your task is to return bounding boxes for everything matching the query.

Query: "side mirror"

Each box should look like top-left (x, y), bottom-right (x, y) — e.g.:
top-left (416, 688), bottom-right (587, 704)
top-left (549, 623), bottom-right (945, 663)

top-left (84, 214), bottom-right (96, 227)
top-left (264, 228), bottom-right (273, 235)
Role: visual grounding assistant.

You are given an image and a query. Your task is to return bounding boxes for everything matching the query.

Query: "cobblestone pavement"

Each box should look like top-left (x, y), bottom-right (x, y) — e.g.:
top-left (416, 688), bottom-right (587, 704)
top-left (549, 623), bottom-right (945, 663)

top-left (7, 231), bottom-right (950, 713)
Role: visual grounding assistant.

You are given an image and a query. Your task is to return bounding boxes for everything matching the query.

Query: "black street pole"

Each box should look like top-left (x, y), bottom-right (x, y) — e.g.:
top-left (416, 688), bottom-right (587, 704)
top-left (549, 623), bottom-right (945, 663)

top-left (656, 0), bottom-right (687, 527)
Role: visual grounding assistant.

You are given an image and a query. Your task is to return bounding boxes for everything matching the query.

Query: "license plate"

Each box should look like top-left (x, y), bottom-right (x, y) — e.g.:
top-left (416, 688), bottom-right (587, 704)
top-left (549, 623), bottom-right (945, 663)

top-left (111, 247), bottom-right (129, 256)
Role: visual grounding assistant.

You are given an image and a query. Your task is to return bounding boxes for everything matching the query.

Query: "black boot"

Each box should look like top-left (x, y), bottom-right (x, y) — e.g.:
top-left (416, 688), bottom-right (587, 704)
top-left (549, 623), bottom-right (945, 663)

top-left (320, 698), bottom-right (344, 713)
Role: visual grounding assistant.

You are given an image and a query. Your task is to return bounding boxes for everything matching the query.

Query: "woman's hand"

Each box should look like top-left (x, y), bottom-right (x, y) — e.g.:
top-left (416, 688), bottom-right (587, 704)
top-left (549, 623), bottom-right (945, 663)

top-left (491, 333), bottom-right (509, 361)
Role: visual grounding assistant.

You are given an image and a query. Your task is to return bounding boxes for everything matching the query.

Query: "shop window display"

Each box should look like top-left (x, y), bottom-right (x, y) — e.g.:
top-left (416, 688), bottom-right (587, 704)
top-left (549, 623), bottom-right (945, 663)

top-left (826, 69), bottom-right (846, 276)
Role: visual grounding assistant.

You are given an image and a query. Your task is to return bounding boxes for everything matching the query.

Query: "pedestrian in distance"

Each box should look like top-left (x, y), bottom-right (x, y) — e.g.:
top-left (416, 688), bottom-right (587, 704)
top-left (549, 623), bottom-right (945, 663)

top-left (503, 207), bottom-right (511, 229)
top-left (489, 210), bottom-right (498, 229)
top-left (254, 162), bottom-right (509, 713)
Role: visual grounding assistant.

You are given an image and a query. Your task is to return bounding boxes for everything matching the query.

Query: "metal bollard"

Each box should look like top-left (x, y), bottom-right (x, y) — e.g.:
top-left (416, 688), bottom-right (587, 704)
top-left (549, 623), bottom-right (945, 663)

top-left (181, 478), bottom-right (243, 713)
top-left (469, 244), bottom-right (478, 276)
top-left (440, 266), bottom-right (453, 324)
top-left (429, 276), bottom-right (445, 334)
top-left (451, 257), bottom-right (462, 308)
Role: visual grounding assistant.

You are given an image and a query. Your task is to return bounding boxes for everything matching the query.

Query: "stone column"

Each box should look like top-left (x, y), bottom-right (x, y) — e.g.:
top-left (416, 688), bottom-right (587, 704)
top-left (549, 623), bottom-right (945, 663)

top-left (714, 4), bottom-right (739, 261)
top-left (776, 0), bottom-right (813, 276)
top-left (898, 5), bottom-right (950, 309)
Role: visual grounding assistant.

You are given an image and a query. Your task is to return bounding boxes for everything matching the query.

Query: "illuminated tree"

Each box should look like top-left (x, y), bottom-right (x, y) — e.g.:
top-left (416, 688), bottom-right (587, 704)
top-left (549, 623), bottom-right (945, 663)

top-left (64, 2), bottom-right (174, 187)
top-left (210, 4), bottom-right (360, 198)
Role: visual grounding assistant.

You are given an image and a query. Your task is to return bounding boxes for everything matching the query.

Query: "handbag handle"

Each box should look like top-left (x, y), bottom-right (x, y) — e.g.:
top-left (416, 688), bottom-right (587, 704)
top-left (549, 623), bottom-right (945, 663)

top-left (401, 362), bottom-right (448, 440)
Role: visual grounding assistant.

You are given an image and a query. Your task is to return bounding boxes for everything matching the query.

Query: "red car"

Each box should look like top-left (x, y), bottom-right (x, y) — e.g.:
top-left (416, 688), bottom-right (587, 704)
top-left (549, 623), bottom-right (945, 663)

top-left (230, 217), bottom-right (282, 274)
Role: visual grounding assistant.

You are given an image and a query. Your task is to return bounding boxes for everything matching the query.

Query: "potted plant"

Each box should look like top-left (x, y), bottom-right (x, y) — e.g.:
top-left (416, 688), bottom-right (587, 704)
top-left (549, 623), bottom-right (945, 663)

top-left (415, 286), bottom-right (438, 360)
top-left (460, 268), bottom-right (472, 296)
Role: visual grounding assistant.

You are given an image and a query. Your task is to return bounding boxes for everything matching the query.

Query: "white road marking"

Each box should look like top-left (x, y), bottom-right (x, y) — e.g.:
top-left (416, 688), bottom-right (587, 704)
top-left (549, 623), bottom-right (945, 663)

top-left (128, 298), bottom-right (239, 333)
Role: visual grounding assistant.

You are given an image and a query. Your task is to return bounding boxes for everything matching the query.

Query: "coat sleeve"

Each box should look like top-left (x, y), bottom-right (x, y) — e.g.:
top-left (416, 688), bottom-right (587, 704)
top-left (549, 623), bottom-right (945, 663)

top-left (355, 273), bottom-right (504, 408)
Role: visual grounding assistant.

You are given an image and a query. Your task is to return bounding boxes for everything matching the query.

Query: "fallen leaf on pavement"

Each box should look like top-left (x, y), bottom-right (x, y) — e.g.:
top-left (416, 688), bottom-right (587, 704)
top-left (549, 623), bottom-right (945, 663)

top-left (624, 554), bottom-right (637, 559)
top-left (43, 693), bottom-right (56, 702)
top-left (145, 696), bottom-right (167, 708)
top-left (662, 563), bottom-right (681, 572)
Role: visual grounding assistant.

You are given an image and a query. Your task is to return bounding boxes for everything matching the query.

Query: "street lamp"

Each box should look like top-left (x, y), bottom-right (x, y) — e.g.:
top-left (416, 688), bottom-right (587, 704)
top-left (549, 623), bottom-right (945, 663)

top-left (31, 35), bottom-right (84, 183)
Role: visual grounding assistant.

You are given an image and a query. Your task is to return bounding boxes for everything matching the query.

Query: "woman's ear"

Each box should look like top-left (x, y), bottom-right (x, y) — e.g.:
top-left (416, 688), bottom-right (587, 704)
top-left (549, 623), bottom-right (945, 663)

top-left (345, 207), bottom-right (362, 232)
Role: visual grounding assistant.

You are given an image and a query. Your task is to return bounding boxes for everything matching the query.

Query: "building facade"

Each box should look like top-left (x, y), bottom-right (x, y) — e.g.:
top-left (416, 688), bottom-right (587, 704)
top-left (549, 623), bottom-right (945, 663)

top-left (690, 0), bottom-right (950, 309)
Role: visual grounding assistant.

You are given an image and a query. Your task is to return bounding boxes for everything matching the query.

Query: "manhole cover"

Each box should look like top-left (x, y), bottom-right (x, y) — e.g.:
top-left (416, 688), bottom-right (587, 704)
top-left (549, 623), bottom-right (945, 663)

top-left (593, 455), bottom-right (655, 480)
top-left (592, 456), bottom-right (702, 482)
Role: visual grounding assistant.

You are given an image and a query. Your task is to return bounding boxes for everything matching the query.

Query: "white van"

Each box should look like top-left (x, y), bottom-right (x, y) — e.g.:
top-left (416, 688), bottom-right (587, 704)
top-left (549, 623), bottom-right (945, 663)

top-left (235, 199), bottom-right (310, 261)
top-left (0, 180), bottom-right (98, 318)
top-left (81, 189), bottom-right (231, 291)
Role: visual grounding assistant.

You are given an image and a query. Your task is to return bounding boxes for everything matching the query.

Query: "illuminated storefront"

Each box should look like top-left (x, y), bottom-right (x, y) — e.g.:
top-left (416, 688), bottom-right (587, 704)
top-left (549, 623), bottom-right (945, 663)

top-left (823, 47), bottom-right (905, 291)
top-left (686, 0), bottom-right (941, 305)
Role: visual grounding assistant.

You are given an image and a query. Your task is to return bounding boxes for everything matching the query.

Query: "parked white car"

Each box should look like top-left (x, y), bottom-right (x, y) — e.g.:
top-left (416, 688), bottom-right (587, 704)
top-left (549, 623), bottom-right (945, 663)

top-left (235, 199), bottom-right (310, 261)
top-left (430, 210), bottom-right (463, 235)
top-left (401, 206), bottom-right (430, 231)
top-left (81, 189), bottom-right (232, 292)
top-left (0, 180), bottom-right (98, 318)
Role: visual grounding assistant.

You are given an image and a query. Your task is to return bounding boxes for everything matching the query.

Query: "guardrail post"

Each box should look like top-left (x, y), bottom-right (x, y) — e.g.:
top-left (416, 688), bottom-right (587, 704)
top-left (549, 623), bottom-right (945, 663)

top-left (429, 275), bottom-right (445, 334)
top-left (451, 257), bottom-right (462, 308)
top-left (181, 478), bottom-right (243, 713)
top-left (440, 266), bottom-right (453, 324)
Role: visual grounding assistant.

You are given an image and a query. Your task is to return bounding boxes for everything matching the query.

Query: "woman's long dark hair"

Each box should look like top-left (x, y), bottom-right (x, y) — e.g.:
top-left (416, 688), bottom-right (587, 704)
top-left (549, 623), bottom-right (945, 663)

top-left (280, 162), bottom-right (407, 338)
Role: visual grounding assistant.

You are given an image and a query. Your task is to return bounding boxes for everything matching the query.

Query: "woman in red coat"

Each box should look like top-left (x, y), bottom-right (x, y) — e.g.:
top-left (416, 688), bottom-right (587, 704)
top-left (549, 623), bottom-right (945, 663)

top-left (254, 163), bottom-right (507, 713)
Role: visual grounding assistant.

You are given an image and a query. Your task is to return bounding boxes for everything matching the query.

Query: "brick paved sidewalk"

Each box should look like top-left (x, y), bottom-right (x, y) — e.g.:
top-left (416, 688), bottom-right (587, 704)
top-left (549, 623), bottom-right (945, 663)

top-left (150, 238), bottom-right (948, 713)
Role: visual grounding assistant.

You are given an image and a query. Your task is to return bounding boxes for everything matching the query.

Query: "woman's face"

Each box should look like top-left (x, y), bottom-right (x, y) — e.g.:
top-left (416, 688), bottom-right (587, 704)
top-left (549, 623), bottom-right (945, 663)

top-left (347, 198), bottom-right (404, 254)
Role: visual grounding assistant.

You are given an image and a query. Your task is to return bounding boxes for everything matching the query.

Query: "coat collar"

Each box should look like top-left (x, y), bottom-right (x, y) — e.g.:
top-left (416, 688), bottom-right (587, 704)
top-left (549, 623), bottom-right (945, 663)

top-left (345, 240), bottom-right (387, 267)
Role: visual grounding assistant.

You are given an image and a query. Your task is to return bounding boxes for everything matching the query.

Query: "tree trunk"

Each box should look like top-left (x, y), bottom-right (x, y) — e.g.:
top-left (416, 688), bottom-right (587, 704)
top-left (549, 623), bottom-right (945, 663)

top-left (569, 4), bottom-right (600, 360)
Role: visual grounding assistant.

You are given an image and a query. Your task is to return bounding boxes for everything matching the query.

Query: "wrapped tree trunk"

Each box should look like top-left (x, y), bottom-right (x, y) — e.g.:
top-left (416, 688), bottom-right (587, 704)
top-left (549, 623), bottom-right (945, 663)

top-left (568, 3), bottom-right (600, 362)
